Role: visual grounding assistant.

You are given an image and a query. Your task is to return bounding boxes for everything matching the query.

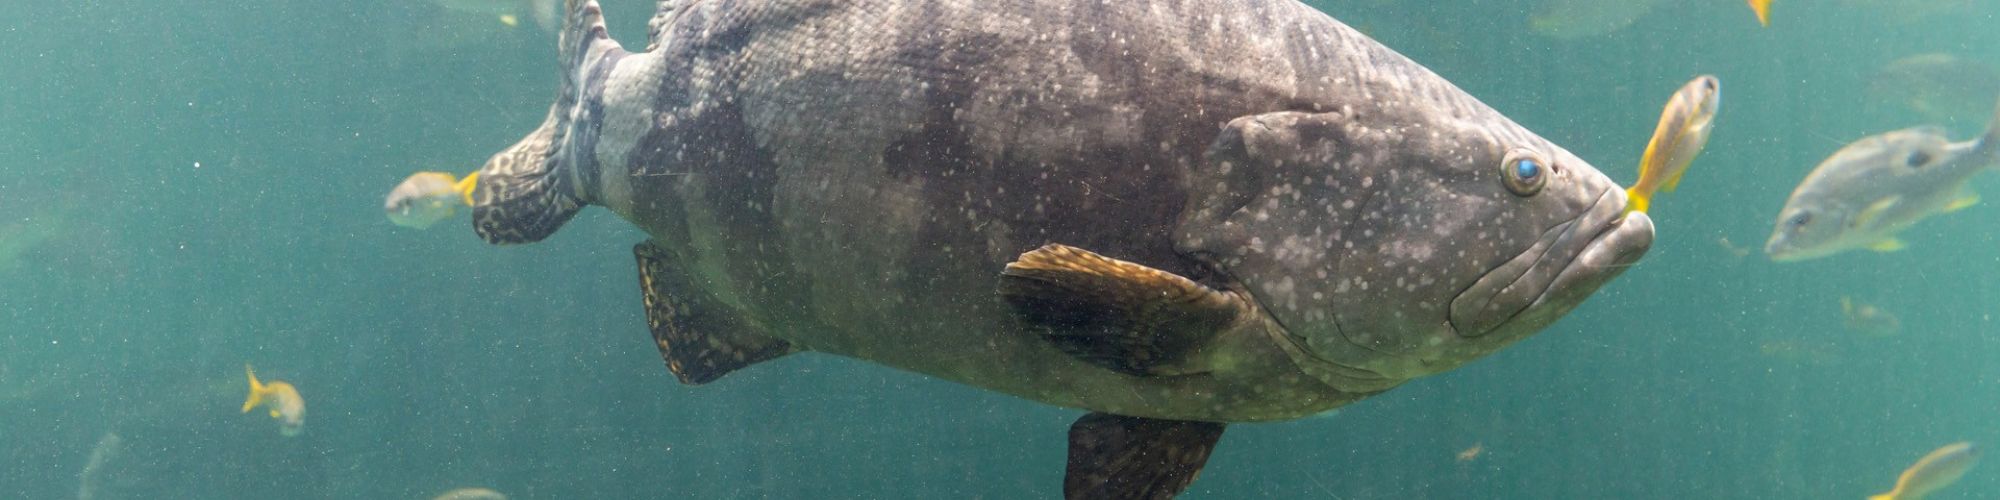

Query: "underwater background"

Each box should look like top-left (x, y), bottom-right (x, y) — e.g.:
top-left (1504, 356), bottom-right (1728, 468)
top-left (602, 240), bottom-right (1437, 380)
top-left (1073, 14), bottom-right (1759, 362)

top-left (5, 0), bottom-right (2000, 497)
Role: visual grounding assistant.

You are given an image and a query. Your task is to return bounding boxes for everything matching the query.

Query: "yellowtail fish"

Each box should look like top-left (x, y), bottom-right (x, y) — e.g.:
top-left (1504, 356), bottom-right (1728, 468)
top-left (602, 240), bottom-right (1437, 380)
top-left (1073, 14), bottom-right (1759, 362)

top-left (1873, 442), bottom-right (1979, 500)
top-left (1764, 99), bottom-right (2000, 261)
top-left (1626, 75), bottom-right (1721, 214)
top-left (1748, 0), bottom-right (1774, 26)
top-left (386, 172), bottom-right (479, 230)
top-left (242, 364), bottom-right (305, 437)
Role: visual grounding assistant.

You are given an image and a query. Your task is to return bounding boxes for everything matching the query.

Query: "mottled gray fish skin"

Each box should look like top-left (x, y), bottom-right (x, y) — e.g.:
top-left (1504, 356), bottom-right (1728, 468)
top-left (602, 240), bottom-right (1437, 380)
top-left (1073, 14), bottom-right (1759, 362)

top-left (1765, 100), bottom-right (2000, 262)
top-left (474, 0), bottom-right (1652, 421)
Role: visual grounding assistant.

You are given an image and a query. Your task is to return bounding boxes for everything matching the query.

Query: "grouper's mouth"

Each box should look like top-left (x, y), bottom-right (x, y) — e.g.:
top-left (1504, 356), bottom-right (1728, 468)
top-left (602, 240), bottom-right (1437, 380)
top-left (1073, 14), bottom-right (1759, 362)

top-left (1448, 188), bottom-right (1655, 338)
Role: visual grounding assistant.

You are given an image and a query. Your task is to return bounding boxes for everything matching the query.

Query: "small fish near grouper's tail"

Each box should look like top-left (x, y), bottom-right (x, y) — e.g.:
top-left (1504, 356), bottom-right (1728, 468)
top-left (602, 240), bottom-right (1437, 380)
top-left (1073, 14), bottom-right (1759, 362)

top-left (1624, 75), bottom-right (1722, 214)
top-left (1748, 0), bottom-right (1774, 26)
top-left (385, 171), bottom-right (478, 230)
top-left (470, 0), bottom-right (624, 245)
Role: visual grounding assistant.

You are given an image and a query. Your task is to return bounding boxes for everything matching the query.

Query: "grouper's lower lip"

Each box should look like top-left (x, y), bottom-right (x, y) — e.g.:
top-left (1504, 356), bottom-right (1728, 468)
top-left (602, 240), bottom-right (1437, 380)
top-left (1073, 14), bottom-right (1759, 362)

top-left (1448, 188), bottom-right (1654, 337)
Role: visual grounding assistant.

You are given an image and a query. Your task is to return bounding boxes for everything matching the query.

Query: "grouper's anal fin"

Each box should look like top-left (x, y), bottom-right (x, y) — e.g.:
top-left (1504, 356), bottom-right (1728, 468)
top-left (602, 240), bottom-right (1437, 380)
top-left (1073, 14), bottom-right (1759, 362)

top-left (999, 244), bottom-right (1244, 377)
top-left (1065, 412), bottom-right (1227, 500)
top-left (635, 242), bottom-right (794, 385)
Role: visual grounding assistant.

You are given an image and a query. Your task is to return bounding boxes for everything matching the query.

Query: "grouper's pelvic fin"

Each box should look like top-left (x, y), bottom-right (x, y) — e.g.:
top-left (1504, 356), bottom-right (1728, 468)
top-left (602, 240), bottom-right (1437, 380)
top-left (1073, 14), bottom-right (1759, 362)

top-left (998, 244), bottom-right (1246, 377)
top-left (634, 242), bottom-right (795, 385)
top-left (470, 0), bottom-right (625, 244)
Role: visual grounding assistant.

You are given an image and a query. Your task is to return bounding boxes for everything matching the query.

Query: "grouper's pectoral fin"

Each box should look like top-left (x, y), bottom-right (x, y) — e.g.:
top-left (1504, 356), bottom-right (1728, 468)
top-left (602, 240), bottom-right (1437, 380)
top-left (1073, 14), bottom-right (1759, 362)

top-left (998, 244), bottom-right (1244, 377)
top-left (635, 241), bottom-right (794, 385)
top-left (1065, 412), bottom-right (1226, 500)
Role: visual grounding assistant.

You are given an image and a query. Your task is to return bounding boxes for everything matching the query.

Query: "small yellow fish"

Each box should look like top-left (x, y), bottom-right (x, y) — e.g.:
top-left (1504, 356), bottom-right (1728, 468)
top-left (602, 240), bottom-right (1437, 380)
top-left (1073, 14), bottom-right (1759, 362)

top-left (242, 364), bottom-right (306, 437)
top-left (1748, 0), bottom-right (1774, 26)
top-left (1626, 75), bottom-right (1721, 214)
top-left (1873, 442), bottom-right (1979, 500)
top-left (1456, 443), bottom-right (1484, 462)
top-left (385, 171), bottom-right (479, 230)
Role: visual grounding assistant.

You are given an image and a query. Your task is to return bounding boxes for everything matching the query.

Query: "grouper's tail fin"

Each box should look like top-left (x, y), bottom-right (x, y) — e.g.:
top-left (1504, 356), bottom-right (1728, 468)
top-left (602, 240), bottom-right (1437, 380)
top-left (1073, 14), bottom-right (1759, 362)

top-left (470, 0), bottom-right (626, 244)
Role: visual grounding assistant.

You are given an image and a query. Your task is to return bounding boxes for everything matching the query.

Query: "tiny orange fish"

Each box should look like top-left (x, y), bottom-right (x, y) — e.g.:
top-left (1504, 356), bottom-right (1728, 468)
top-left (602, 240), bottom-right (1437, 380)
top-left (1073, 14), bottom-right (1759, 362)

top-left (1457, 443), bottom-right (1484, 462)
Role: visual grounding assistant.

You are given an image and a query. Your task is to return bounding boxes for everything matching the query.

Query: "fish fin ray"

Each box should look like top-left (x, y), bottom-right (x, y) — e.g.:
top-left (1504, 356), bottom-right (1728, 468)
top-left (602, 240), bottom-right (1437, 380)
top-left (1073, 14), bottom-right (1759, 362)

top-left (634, 242), bottom-right (794, 385)
top-left (1065, 413), bottom-right (1226, 500)
top-left (1852, 196), bottom-right (1902, 229)
top-left (1749, 0), bottom-right (1773, 26)
top-left (1624, 187), bottom-right (1651, 214)
top-left (241, 365), bottom-right (264, 414)
top-left (454, 173), bottom-right (480, 207)
top-left (1946, 191), bottom-right (1979, 213)
top-left (998, 244), bottom-right (1243, 377)
top-left (1662, 165), bottom-right (1689, 192)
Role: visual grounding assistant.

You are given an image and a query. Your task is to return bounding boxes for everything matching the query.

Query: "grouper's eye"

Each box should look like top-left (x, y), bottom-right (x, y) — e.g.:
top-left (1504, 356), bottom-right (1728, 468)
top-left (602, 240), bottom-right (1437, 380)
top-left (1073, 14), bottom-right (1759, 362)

top-left (1500, 150), bottom-right (1548, 197)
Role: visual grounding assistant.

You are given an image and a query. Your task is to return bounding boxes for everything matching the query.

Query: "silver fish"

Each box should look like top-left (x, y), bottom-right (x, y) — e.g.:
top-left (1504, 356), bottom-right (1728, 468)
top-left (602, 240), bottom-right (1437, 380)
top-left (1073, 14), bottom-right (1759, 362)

top-left (1765, 101), bottom-right (2000, 261)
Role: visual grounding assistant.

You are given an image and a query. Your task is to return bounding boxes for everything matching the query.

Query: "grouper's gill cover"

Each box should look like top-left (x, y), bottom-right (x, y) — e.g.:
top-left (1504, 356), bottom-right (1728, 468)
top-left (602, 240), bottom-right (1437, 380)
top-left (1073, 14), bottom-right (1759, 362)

top-left (1180, 71), bottom-right (1652, 390)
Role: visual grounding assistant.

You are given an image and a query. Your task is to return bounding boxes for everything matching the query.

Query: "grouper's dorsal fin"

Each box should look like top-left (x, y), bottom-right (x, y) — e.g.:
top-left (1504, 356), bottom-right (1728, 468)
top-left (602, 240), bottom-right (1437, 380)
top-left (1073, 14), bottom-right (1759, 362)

top-left (635, 242), bottom-right (794, 385)
top-left (999, 244), bottom-right (1244, 377)
top-left (1065, 413), bottom-right (1226, 500)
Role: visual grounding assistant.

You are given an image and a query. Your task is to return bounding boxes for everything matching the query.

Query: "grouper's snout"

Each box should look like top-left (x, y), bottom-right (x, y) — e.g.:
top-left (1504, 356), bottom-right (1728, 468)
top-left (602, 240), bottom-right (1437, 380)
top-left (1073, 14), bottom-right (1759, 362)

top-left (1582, 189), bottom-right (1655, 277)
top-left (1545, 187), bottom-right (1653, 318)
top-left (1450, 186), bottom-right (1653, 338)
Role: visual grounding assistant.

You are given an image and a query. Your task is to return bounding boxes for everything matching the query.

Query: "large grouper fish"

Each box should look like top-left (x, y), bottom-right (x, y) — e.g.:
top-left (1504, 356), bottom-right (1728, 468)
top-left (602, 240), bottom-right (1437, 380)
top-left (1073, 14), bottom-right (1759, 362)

top-left (466, 0), bottom-right (1655, 497)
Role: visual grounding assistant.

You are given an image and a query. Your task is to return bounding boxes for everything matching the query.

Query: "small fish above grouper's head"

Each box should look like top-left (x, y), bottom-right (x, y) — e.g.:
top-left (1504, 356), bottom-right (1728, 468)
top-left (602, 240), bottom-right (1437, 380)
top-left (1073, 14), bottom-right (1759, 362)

top-left (1764, 99), bottom-right (2000, 262)
top-left (1873, 442), bottom-right (1979, 500)
top-left (1626, 75), bottom-right (1721, 214)
top-left (1748, 0), bottom-right (1774, 26)
top-left (242, 364), bottom-right (305, 437)
top-left (386, 172), bottom-right (478, 230)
